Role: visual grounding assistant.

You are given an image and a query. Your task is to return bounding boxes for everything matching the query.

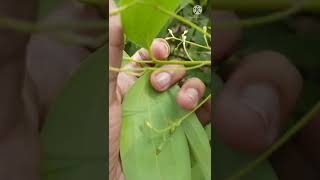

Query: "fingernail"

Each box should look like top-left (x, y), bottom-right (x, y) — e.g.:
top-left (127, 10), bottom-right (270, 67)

top-left (185, 88), bottom-right (199, 108)
top-left (157, 38), bottom-right (170, 55)
top-left (162, 41), bottom-right (170, 55)
top-left (155, 72), bottom-right (171, 90)
top-left (239, 84), bottom-right (280, 143)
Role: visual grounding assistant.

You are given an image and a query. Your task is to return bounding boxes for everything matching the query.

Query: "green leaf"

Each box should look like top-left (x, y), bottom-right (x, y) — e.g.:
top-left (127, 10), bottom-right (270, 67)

top-left (119, 0), bottom-right (181, 48)
top-left (200, 0), bottom-right (208, 6)
top-left (120, 72), bottom-right (192, 180)
top-left (41, 46), bottom-right (107, 180)
top-left (213, 132), bottom-right (278, 180)
top-left (182, 113), bottom-right (211, 180)
top-left (191, 162), bottom-right (205, 180)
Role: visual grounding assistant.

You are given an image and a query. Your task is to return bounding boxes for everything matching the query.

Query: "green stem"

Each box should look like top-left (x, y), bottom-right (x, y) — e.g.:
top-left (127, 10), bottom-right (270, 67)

top-left (0, 16), bottom-right (107, 33)
top-left (109, 63), bottom-right (208, 73)
top-left (145, 94), bottom-right (212, 134)
top-left (166, 37), bottom-right (211, 50)
top-left (123, 57), bottom-right (211, 66)
top-left (182, 37), bottom-right (194, 61)
top-left (213, 0), bottom-right (320, 12)
top-left (154, 4), bottom-right (211, 38)
top-left (214, 2), bottom-right (301, 29)
top-left (227, 100), bottom-right (320, 180)
top-left (109, 1), bottom-right (137, 16)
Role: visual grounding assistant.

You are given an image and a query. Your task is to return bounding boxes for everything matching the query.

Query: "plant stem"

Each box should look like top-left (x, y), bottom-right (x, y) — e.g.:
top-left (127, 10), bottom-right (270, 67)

top-left (213, 0), bottom-right (320, 12)
top-left (145, 94), bottom-right (212, 134)
top-left (109, 63), bottom-right (208, 73)
top-left (154, 5), bottom-right (211, 38)
top-left (227, 100), bottom-right (320, 180)
top-left (0, 16), bottom-right (107, 33)
top-left (123, 57), bottom-right (211, 66)
top-left (214, 3), bottom-right (301, 29)
top-left (165, 37), bottom-right (211, 50)
top-left (109, 1), bottom-right (137, 16)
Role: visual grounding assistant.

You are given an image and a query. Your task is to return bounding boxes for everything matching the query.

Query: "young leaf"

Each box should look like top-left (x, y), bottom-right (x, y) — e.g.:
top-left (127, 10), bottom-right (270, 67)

top-left (120, 72), bottom-right (192, 180)
top-left (119, 0), bottom-right (181, 48)
top-left (41, 46), bottom-right (107, 179)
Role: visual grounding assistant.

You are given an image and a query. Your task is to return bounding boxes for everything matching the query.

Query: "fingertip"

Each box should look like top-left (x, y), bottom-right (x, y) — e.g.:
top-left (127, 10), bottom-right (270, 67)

top-left (150, 65), bottom-right (186, 92)
top-left (213, 50), bottom-right (303, 153)
top-left (213, 91), bottom-right (278, 152)
top-left (177, 88), bottom-right (199, 110)
top-left (150, 71), bottom-right (172, 91)
top-left (176, 78), bottom-right (205, 110)
top-left (151, 38), bottom-right (170, 60)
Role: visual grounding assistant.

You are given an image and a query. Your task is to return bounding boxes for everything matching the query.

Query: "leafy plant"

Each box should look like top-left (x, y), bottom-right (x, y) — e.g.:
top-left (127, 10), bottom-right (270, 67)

top-left (1, 0), bottom-right (319, 179)
top-left (111, 0), bottom-right (212, 180)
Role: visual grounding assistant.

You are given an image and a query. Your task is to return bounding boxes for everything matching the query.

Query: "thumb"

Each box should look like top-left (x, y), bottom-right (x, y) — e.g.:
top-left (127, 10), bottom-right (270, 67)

top-left (109, 0), bottom-right (123, 104)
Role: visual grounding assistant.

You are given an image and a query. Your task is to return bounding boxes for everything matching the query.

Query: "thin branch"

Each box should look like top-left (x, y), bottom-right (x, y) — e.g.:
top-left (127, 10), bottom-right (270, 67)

top-left (145, 94), bottom-right (212, 134)
top-left (123, 57), bottom-right (211, 66)
top-left (0, 16), bottom-right (107, 33)
top-left (227, 100), bottom-right (320, 180)
top-left (165, 36), bottom-right (211, 50)
top-left (109, 63), bottom-right (208, 73)
top-left (214, 1), bottom-right (302, 29)
top-left (213, 0), bottom-right (320, 12)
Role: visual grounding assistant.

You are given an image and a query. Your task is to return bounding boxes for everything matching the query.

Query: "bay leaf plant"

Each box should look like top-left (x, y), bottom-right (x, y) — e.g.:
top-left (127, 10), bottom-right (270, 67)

top-left (37, 0), bottom-right (319, 180)
top-left (111, 0), bottom-right (212, 180)
top-left (0, 0), bottom-right (317, 179)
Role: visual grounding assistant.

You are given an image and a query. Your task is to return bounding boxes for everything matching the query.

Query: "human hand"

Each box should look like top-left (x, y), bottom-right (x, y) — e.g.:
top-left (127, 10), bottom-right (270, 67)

top-left (213, 11), bottom-right (320, 179)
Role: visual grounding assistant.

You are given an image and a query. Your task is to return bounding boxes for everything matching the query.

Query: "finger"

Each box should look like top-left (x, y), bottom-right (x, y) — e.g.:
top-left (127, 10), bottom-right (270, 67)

top-left (213, 11), bottom-right (242, 60)
top-left (196, 100), bottom-right (211, 125)
top-left (117, 48), bottom-right (148, 97)
top-left (176, 78), bottom-right (206, 110)
top-left (117, 38), bottom-right (170, 97)
top-left (131, 38), bottom-right (170, 60)
top-left (213, 51), bottom-right (303, 152)
top-left (131, 48), bottom-right (150, 60)
top-left (109, 0), bottom-right (123, 104)
top-left (150, 65), bottom-right (186, 92)
top-left (150, 38), bottom-right (170, 60)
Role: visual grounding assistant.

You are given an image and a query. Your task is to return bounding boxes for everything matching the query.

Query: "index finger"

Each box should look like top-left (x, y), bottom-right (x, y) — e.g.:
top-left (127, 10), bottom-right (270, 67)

top-left (109, 0), bottom-right (124, 100)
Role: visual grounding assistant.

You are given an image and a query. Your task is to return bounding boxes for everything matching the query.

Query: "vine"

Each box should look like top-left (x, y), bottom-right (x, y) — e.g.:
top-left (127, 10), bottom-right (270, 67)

top-left (228, 101), bottom-right (320, 179)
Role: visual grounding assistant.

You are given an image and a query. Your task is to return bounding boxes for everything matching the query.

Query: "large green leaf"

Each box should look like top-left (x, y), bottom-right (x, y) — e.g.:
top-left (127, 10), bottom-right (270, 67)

top-left (41, 46), bottom-right (107, 180)
top-left (182, 113), bottom-right (211, 180)
top-left (119, 0), bottom-right (181, 48)
top-left (120, 73), bottom-right (192, 180)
